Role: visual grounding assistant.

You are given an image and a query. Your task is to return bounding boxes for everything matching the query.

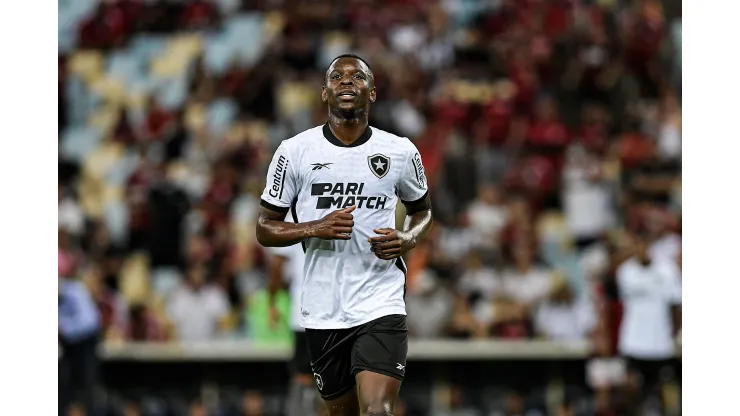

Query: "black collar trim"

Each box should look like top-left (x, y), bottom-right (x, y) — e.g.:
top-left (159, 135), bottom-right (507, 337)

top-left (322, 123), bottom-right (373, 148)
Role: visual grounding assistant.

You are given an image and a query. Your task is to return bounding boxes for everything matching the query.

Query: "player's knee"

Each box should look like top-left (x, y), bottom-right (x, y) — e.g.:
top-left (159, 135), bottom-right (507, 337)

top-left (361, 401), bottom-right (394, 416)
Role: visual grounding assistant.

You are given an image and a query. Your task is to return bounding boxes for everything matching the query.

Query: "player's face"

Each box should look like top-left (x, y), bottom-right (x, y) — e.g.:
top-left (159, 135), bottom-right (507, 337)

top-left (322, 58), bottom-right (376, 114)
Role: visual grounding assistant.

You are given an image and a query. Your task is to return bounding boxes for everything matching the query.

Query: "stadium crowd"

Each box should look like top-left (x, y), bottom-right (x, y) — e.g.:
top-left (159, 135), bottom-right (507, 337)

top-left (58, 0), bottom-right (681, 415)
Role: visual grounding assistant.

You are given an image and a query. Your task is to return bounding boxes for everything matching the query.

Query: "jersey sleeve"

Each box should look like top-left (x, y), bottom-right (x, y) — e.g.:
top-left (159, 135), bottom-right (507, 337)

top-left (267, 245), bottom-right (293, 258)
top-left (260, 142), bottom-right (298, 213)
top-left (397, 142), bottom-right (429, 204)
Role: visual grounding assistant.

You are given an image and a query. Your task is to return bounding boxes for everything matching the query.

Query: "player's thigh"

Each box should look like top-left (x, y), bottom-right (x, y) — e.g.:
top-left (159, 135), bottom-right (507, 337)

top-left (306, 327), bottom-right (358, 402)
top-left (351, 314), bottom-right (408, 412)
top-left (355, 371), bottom-right (402, 414)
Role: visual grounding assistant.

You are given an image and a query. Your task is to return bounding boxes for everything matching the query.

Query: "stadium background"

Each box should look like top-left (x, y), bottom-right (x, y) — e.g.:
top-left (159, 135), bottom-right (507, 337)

top-left (57, 0), bottom-right (682, 415)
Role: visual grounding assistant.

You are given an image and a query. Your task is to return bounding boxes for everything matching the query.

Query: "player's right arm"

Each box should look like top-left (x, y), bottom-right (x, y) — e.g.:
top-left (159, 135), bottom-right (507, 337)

top-left (256, 142), bottom-right (356, 247)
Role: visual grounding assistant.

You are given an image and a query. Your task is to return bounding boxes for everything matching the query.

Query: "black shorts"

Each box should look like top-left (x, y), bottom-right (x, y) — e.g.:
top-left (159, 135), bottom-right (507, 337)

top-left (290, 331), bottom-right (313, 375)
top-left (306, 314), bottom-right (408, 400)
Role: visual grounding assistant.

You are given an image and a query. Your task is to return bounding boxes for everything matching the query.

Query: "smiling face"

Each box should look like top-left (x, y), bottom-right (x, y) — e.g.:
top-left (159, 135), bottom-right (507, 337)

top-left (322, 56), bottom-right (376, 118)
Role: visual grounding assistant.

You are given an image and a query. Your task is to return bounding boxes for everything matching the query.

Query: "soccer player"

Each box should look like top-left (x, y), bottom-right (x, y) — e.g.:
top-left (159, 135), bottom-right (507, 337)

top-left (256, 54), bottom-right (433, 416)
top-left (265, 212), bottom-right (317, 416)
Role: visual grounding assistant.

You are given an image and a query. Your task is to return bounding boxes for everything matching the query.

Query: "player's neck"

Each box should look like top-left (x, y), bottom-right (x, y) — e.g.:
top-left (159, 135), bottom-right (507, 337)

top-left (327, 113), bottom-right (369, 146)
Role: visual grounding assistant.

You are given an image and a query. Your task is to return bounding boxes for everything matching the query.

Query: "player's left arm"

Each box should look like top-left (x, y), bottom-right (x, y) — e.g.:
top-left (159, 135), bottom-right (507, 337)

top-left (369, 147), bottom-right (433, 260)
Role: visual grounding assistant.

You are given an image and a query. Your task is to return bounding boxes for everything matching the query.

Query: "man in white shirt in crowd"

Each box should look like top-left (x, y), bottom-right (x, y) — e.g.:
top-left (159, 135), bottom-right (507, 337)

top-left (616, 231), bottom-right (681, 410)
top-left (166, 263), bottom-right (230, 341)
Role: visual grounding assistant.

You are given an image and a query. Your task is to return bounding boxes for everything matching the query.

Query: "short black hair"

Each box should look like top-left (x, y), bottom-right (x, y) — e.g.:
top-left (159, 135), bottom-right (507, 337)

top-left (327, 53), bottom-right (372, 72)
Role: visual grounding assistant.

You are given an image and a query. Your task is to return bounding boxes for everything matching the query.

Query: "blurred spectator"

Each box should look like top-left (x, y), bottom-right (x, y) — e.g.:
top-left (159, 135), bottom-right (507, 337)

top-left (59, 184), bottom-right (85, 237)
top-left (534, 284), bottom-right (596, 342)
top-left (406, 271), bottom-right (455, 338)
top-left (587, 332), bottom-right (628, 416)
top-left (241, 390), bottom-right (264, 416)
top-left (147, 168), bottom-right (190, 270)
top-left (646, 207), bottom-right (681, 263)
top-left (493, 242), bottom-right (564, 339)
top-left (561, 144), bottom-right (615, 251)
top-left (189, 399), bottom-right (208, 416)
top-left (85, 264), bottom-right (127, 340)
top-left (616, 232), bottom-right (681, 411)
top-left (246, 284), bottom-right (292, 344)
top-left (434, 385), bottom-right (480, 416)
top-left (180, 0), bottom-right (220, 30)
top-left (59, 270), bottom-right (101, 415)
top-left (656, 91), bottom-right (682, 162)
top-left (123, 303), bottom-right (166, 342)
top-left (166, 264), bottom-right (230, 341)
top-left (466, 185), bottom-right (508, 249)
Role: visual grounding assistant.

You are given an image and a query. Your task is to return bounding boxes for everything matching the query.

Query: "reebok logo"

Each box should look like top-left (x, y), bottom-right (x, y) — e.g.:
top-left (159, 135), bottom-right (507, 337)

top-left (268, 155), bottom-right (287, 199)
top-left (311, 163), bottom-right (333, 171)
top-left (396, 363), bottom-right (405, 371)
top-left (311, 182), bottom-right (389, 210)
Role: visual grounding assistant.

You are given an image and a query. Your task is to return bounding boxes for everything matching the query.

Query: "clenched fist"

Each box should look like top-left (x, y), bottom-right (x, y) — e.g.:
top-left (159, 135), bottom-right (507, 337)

top-left (310, 206), bottom-right (356, 240)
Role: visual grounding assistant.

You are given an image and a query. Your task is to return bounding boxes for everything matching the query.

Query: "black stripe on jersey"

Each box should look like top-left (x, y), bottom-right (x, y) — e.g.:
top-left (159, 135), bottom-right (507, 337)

top-left (400, 190), bottom-right (429, 214)
top-left (278, 162), bottom-right (287, 200)
top-left (260, 199), bottom-right (290, 214)
top-left (322, 123), bottom-right (373, 148)
top-left (290, 202), bottom-right (306, 253)
top-left (395, 257), bottom-right (407, 298)
top-left (412, 156), bottom-right (422, 185)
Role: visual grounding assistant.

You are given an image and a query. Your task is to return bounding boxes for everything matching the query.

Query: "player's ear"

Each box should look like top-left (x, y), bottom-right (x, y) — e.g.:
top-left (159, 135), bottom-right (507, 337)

top-left (321, 86), bottom-right (328, 103)
top-left (369, 86), bottom-right (377, 103)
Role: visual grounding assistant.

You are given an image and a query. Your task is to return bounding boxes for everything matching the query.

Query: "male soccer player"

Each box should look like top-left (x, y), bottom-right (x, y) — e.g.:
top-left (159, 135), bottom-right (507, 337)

top-left (256, 54), bottom-right (433, 416)
top-left (265, 212), bottom-right (317, 416)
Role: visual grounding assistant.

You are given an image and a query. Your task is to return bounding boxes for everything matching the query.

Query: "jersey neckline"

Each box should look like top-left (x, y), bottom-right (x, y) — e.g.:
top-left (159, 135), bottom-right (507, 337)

top-left (322, 123), bottom-right (373, 148)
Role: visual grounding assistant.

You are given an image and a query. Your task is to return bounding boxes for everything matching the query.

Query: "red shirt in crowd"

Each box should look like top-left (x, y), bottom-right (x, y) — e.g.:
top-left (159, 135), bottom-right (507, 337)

top-left (480, 98), bottom-right (515, 146)
top-left (180, 0), bottom-right (218, 29)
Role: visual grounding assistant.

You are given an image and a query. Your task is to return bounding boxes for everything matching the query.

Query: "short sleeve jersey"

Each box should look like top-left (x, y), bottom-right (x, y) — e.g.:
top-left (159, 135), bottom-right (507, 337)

top-left (260, 124), bottom-right (428, 329)
top-left (616, 258), bottom-right (682, 359)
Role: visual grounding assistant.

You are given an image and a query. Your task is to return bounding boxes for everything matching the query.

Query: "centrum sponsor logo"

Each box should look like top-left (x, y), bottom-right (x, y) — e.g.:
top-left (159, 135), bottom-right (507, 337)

top-left (412, 153), bottom-right (426, 188)
top-left (268, 155), bottom-right (287, 198)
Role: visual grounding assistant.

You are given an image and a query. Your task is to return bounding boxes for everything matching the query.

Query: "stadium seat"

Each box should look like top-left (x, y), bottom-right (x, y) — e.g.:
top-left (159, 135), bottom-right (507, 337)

top-left (104, 200), bottom-right (129, 246)
top-left (89, 77), bottom-right (129, 107)
top-left (203, 34), bottom-right (235, 76)
top-left (206, 98), bottom-right (239, 138)
top-left (107, 51), bottom-right (147, 86)
top-left (153, 77), bottom-right (189, 111)
top-left (60, 126), bottom-right (103, 163)
top-left (87, 105), bottom-right (120, 134)
top-left (120, 253), bottom-right (151, 304)
top-left (69, 51), bottom-right (105, 84)
top-left (128, 35), bottom-right (168, 63)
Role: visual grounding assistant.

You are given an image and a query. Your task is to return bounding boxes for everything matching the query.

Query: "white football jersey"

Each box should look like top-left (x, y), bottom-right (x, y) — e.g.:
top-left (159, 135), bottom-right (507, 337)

top-left (260, 124), bottom-right (428, 329)
top-left (617, 258), bottom-right (682, 359)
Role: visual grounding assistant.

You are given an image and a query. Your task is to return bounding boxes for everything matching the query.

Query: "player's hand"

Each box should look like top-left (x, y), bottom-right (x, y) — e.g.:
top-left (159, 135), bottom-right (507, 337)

top-left (311, 206), bottom-right (356, 240)
top-left (368, 228), bottom-right (414, 260)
